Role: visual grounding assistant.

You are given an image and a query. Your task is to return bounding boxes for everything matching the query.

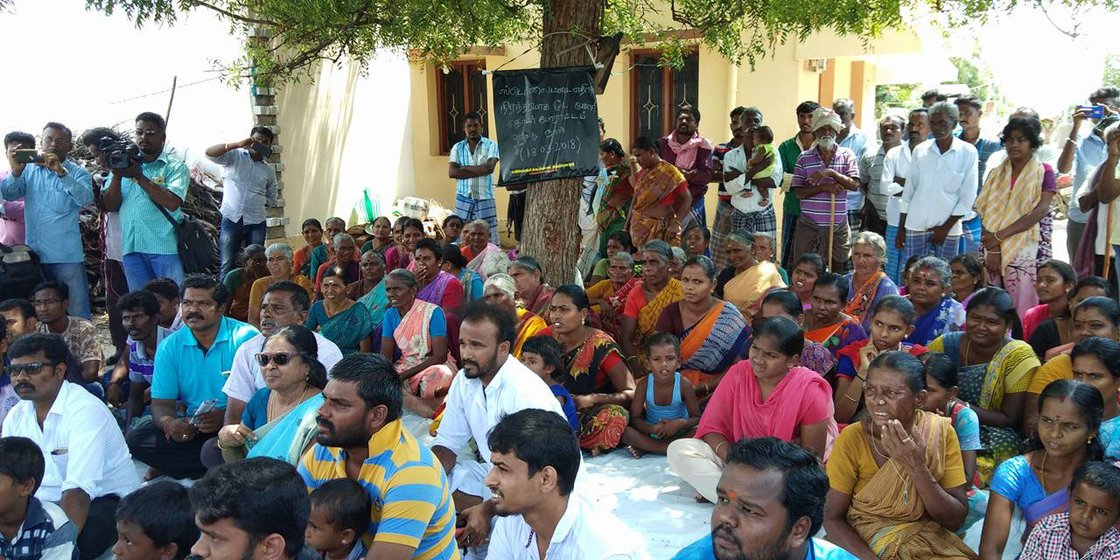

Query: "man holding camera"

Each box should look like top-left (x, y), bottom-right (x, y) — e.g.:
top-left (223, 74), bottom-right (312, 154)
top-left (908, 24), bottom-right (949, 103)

top-left (102, 112), bottom-right (190, 290)
top-left (1, 123), bottom-right (94, 319)
top-left (205, 128), bottom-right (278, 279)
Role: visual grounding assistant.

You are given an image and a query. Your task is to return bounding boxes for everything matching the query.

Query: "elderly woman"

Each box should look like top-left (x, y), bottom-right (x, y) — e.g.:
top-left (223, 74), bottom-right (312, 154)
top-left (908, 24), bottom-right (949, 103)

top-left (596, 138), bottom-right (633, 257)
top-left (223, 244), bottom-right (269, 322)
top-left (949, 253), bottom-right (986, 309)
top-left (508, 256), bottom-right (554, 318)
top-left (483, 273), bottom-right (547, 358)
top-left (588, 231), bottom-right (637, 286)
top-left (843, 231), bottom-right (899, 332)
top-left (215, 325), bottom-right (326, 465)
top-left (790, 108), bottom-right (861, 273)
top-left (292, 218), bottom-right (324, 278)
top-left (349, 250), bottom-right (389, 352)
top-left (380, 269), bottom-right (456, 417)
top-left (824, 352), bottom-right (974, 559)
top-left (928, 288), bottom-right (1040, 486)
top-left (460, 219), bottom-right (502, 277)
top-left (248, 243), bottom-right (314, 328)
top-left (587, 251), bottom-right (639, 341)
top-left (305, 267), bottom-right (375, 355)
top-left (307, 217), bottom-right (346, 281)
top-left (975, 116), bottom-right (1057, 318)
top-left (667, 317), bottom-right (837, 502)
top-left (628, 135), bottom-right (692, 248)
top-left (714, 230), bottom-right (786, 322)
top-left (905, 257), bottom-right (966, 346)
top-left (751, 232), bottom-right (788, 283)
top-left (314, 233), bottom-right (360, 296)
top-left (654, 256), bottom-right (748, 395)
top-left (621, 241), bottom-right (684, 376)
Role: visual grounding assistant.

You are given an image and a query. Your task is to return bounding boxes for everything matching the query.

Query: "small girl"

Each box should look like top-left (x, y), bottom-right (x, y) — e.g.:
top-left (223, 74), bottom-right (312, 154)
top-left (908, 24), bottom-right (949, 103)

top-left (920, 352), bottom-right (981, 487)
top-left (521, 335), bottom-right (579, 431)
top-left (306, 478), bottom-right (370, 560)
top-left (621, 333), bottom-right (700, 457)
top-left (747, 125), bottom-right (777, 185)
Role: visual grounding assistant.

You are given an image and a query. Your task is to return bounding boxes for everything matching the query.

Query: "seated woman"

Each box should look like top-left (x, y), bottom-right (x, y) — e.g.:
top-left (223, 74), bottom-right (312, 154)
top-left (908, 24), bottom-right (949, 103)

top-left (223, 244), bottom-right (268, 322)
top-left (1030, 276), bottom-right (1111, 360)
top-left (713, 230), bottom-right (786, 322)
top-left (682, 224), bottom-right (710, 259)
top-left (757, 290), bottom-right (837, 376)
top-left (550, 284), bottom-right (636, 455)
top-left (1021, 259), bottom-right (1076, 342)
top-left (248, 243), bottom-right (314, 328)
top-left (586, 251), bottom-right (639, 341)
top-left (380, 270), bottom-right (456, 417)
top-left (905, 257), bottom-right (966, 346)
top-left (804, 272), bottom-right (868, 356)
top-left (791, 253), bottom-right (824, 311)
top-left (824, 351), bottom-right (974, 560)
top-left (349, 251), bottom-right (388, 353)
top-left (927, 287), bottom-right (1040, 487)
top-left (670, 246), bottom-right (687, 280)
top-left (305, 267), bottom-right (375, 355)
top-left (588, 231), bottom-right (637, 286)
top-left (667, 316), bottom-right (836, 503)
top-left (834, 296), bottom-right (927, 425)
top-left (483, 273), bottom-right (546, 359)
top-left (843, 231), bottom-right (899, 332)
top-left (386, 217), bottom-right (424, 271)
top-left (949, 253), bottom-right (986, 309)
top-left (442, 245), bottom-right (483, 303)
top-left (979, 379), bottom-right (1103, 559)
top-left (292, 218), bottom-right (324, 278)
top-left (440, 214), bottom-right (464, 247)
top-left (383, 216), bottom-right (408, 270)
top-left (621, 241), bottom-right (684, 377)
top-left (1070, 337), bottom-right (1120, 459)
top-left (654, 256), bottom-right (748, 396)
top-left (360, 216), bottom-right (394, 258)
top-left (459, 219), bottom-right (502, 277)
top-left (215, 325), bottom-right (326, 465)
top-left (508, 255), bottom-right (555, 318)
top-left (308, 217), bottom-right (345, 279)
top-left (751, 232), bottom-right (788, 284)
top-left (412, 238), bottom-right (464, 312)
top-left (1025, 296), bottom-right (1120, 435)
top-left (313, 233), bottom-right (361, 297)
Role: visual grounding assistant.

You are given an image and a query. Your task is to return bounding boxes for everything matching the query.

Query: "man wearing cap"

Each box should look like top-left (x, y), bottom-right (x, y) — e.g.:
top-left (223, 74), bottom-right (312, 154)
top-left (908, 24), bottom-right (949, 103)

top-left (789, 108), bottom-right (860, 272)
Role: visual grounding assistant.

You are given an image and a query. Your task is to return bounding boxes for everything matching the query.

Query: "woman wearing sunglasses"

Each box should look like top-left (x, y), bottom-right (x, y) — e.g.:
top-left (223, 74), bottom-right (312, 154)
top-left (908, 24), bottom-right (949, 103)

top-left (216, 324), bottom-right (327, 465)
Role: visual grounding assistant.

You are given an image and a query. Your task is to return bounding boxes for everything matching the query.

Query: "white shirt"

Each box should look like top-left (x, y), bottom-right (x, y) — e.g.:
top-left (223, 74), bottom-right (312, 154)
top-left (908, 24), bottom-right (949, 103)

top-left (157, 310), bottom-right (183, 342)
top-left (899, 137), bottom-right (979, 235)
top-left (210, 149), bottom-right (278, 225)
top-left (431, 356), bottom-right (564, 463)
top-left (222, 331), bottom-right (345, 403)
top-left (722, 145), bottom-right (784, 215)
top-left (488, 493), bottom-right (648, 560)
top-left (1, 381), bottom-right (140, 502)
top-left (882, 143), bottom-right (914, 227)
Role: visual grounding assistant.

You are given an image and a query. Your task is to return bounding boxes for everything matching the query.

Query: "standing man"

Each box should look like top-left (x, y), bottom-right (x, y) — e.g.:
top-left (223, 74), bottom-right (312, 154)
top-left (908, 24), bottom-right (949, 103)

top-left (897, 102), bottom-right (979, 263)
top-left (449, 112), bottom-right (500, 244)
top-left (205, 127), bottom-right (279, 279)
top-left (299, 353), bottom-right (460, 560)
top-left (922, 89), bottom-right (947, 108)
top-left (710, 107), bottom-right (750, 269)
top-left (577, 119), bottom-right (608, 278)
top-left (833, 98), bottom-right (868, 235)
top-left (30, 282), bottom-right (101, 384)
top-left (2, 333), bottom-right (141, 560)
top-left (126, 274), bottom-right (258, 480)
top-left (81, 128), bottom-right (129, 364)
top-left (660, 106), bottom-right (713, 229)
top-left (0, 131), bottom-right (33, 247)
top-left (954, 95), bottom-right (1004, 254)
top-left (778, 101), bottom-right (821, 269)
top-left (859, 115), bottom-right (905, 237)
top-left (720, 112), bottom-right (782, 241)
top-left (1059, 87), bottom-right (1119, 262)
top-left (882, 108), bottom-right (931, 283)
top-left (102, 112), bottom-right (190, 290)
top-left (1, 123), bottom-right (93, 319)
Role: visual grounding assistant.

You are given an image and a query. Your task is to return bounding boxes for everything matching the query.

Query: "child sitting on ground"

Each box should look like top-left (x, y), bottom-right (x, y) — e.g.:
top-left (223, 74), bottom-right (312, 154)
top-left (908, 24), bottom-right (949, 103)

top-left (621, 333), bottom-right (700, 457)
top-left (0, 436), bottom-right (77, 560)
top-left (747, 125), bottom-right (777, 184)
top-left (114, 481), bottom-right (199, 560)
top-left (306, 478), bottom-right (370, 560)
top-left (521, 335), bottom-right (579, 431)
top-left (1020, 461), bottom-right (1120, 559)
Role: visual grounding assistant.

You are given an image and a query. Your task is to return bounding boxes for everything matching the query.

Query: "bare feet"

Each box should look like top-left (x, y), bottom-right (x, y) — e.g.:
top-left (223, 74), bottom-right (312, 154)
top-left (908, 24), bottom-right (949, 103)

top-left (628, 445), bottom-right (646, 459)
top-left (694, 493), bottom-right (711, 504)
top-left (144, 467), bottom-right (162, 481)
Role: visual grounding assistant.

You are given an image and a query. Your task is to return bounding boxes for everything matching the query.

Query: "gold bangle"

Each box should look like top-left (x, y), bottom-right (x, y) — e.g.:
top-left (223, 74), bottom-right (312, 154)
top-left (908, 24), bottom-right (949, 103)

top-left (714, 441), bottom-right (728, 456)
top-left (843, 393), bottom-right (860, 403)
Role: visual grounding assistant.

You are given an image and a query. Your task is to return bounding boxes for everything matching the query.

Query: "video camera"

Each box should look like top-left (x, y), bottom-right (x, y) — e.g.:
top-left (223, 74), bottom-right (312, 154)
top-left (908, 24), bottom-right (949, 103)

top-left (97, 136), bottom-right (142, 170)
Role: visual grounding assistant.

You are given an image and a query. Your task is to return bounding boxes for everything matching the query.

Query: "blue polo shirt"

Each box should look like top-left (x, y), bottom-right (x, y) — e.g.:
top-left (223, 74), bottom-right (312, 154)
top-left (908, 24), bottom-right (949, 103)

top-left (117, 150), bottom-right (190, 256)
top-left (151, 316), bottom-right (259, 414)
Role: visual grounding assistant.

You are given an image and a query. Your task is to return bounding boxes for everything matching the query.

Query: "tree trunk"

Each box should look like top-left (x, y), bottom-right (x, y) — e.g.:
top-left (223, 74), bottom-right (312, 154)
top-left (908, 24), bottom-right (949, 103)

top-left (520, 0), bottom-right (603, 286)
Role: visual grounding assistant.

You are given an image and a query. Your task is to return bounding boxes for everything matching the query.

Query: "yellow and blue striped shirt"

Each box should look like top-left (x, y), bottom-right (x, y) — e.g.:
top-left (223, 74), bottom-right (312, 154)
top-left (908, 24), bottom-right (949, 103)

top-left (298, 419), bottom-right (459, 560)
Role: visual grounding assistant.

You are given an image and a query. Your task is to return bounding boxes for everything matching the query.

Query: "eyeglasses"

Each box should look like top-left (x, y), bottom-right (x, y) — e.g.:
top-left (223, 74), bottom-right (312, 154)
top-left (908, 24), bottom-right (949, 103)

top-left (255, 352), bottom-right (299, 367)
top-left (4, 362), bottom-right (54, 377)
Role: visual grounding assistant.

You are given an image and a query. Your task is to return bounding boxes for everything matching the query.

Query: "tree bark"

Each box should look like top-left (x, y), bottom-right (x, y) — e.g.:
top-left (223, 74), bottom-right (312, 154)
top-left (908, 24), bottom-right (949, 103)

top-left (520, 0), bottom-right (603, 286)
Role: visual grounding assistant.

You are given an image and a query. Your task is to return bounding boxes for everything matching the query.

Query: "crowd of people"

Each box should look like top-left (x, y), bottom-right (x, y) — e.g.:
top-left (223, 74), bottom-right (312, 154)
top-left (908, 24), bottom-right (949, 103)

top-left (4, 86), bottom-right (1120, 560)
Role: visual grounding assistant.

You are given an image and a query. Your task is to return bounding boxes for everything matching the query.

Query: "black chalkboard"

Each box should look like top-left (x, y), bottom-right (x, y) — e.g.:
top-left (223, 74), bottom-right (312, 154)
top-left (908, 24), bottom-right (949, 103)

top-left (492, 66), bottom-right (601, 185)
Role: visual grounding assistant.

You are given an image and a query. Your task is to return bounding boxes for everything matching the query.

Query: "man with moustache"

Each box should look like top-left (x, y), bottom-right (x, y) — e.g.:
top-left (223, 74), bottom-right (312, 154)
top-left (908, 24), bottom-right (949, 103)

top-left (2, 333), bottom-right (140, 560)
top-left (298, 353), bottom-right (460, 560)
top-left (126, 275), bottom-right (258, 480)
top-left (431, 302), bottom-right (564, 557)
top-left (858, 115), bottom-right (905, 237)
top-left (672, 437), bottom-right (856, 560)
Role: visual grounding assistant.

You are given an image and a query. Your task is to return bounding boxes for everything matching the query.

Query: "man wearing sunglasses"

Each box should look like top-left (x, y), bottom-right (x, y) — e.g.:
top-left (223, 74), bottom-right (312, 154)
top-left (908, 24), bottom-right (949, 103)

top-left (125, 274), bottom-right (258, 481)
top-left (1, 333), bottom-right (140, 560)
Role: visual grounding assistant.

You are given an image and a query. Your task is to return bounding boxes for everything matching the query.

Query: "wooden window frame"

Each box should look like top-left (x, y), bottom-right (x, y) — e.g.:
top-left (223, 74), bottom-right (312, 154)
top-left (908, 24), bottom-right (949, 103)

top-left (628, 48), bottom-right (700, 142)
top-left (435, 59), bottom-right (489, 155)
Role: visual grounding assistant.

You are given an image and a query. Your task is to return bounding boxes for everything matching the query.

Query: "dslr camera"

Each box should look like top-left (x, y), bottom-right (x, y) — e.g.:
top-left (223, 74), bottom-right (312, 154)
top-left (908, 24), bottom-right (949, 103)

top-left (97, 136), bottom-right (142, 170)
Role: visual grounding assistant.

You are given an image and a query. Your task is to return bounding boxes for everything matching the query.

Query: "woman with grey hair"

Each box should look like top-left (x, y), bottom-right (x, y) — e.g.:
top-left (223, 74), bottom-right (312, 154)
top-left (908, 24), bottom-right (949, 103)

top-left (904, 256), bottom-right (965, 345)
top-left (586, 251), bottom-right (638, 341)
top-left (715, 230), bottom-right (786, 322)
top-left (224, 244), bottom-right (268, 322)
top-left (620, 240), bottom-right (684, 376)
top-left (842, 231), bottom-right (899, 332)
top-left (508, 256), bottom-right (554, 317)
top-left (248, 242), bottom-right (314, 327)
top-left (482, 273), bottom-right (547, 358)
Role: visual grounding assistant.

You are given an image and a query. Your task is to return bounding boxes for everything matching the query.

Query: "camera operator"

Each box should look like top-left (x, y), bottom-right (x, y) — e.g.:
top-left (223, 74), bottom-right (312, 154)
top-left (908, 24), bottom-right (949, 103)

top-left (1, 123), bottom-right (94, 319)
top-left (204, 127), bottom-right (278, 279)
top-left (101, 112), bottom-right (190, 290)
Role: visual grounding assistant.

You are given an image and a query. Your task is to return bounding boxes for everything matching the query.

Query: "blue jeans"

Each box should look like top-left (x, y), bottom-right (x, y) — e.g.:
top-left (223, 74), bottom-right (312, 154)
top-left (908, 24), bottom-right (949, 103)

top-left (122, 252), bottom-right (185, 291)
top-left (220, 217), bottom-right (267, 279)
top-left (44, 262), bottom-right (92, 319)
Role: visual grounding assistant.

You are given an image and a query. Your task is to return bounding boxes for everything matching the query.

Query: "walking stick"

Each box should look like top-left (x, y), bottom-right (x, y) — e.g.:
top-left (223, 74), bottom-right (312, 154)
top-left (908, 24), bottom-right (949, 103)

top-left (827, 192), bottom-right (837, 272)
top-left (1106, 203), bottom-right (1114, 279)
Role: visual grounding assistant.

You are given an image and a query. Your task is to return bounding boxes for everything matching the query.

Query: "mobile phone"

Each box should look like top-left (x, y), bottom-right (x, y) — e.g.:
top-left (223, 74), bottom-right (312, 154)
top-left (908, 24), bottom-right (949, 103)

top-left (1079, 105), bottom-right (1106, 119)
top-left (14, 149), bottom-right (43, 164)
top-left (1096, 114), bottom-right (1120, 132)
top-left (189, 398), bottom-right (218, 426)
top-left (250, 142), bottom-right (272, 159)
